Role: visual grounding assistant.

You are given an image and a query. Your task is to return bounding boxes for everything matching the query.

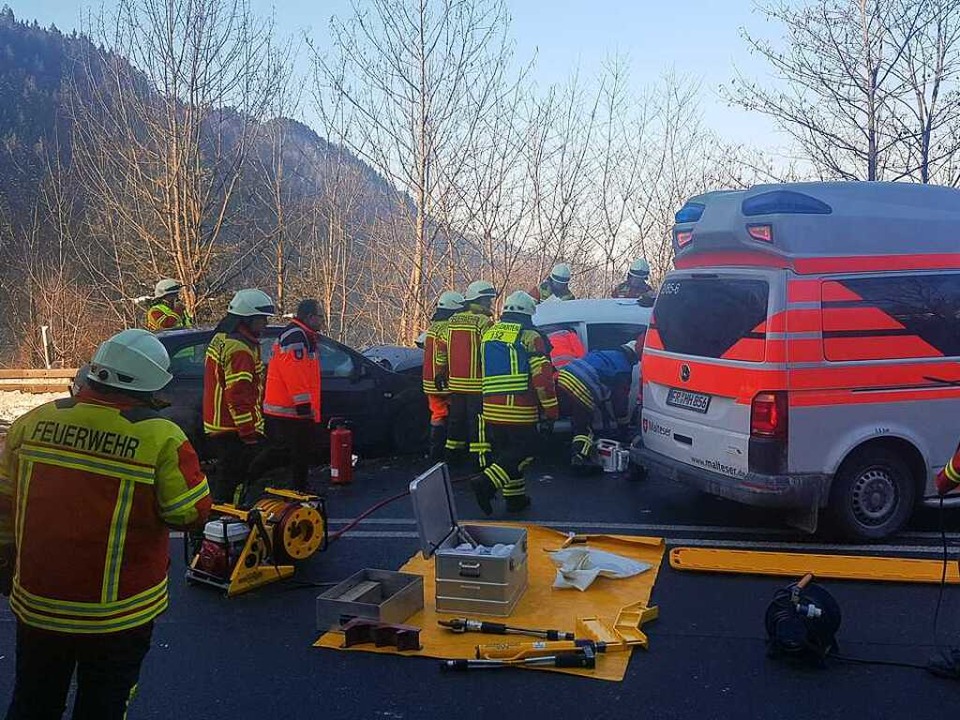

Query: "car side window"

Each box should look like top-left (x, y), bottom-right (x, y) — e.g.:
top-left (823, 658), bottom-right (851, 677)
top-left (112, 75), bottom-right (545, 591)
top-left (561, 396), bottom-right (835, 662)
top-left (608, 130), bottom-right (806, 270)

top-left (168, 341), bottom-right (208, 378)
top-left (319, 340), bottom-right (356, 378)
top-left (586, 323), bottom-right (647, 350)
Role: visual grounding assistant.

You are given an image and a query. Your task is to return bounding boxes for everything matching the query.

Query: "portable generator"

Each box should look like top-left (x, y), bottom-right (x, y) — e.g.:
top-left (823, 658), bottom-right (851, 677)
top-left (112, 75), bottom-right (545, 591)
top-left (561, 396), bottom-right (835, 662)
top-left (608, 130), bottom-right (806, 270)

top-left (185, 488), bottom-right (328, 596)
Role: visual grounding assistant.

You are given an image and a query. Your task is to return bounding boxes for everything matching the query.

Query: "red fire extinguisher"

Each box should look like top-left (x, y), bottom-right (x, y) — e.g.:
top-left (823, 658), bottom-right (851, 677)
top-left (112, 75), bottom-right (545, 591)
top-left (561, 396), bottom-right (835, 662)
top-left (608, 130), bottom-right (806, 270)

top-left (329, 418), bottom-right (353, 485)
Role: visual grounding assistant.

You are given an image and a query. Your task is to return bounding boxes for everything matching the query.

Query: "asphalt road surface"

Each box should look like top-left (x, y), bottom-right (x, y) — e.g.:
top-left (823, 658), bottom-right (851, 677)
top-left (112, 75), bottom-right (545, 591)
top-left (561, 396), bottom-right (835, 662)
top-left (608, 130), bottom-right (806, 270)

top-left (2, 446), bottom-right (959, 719)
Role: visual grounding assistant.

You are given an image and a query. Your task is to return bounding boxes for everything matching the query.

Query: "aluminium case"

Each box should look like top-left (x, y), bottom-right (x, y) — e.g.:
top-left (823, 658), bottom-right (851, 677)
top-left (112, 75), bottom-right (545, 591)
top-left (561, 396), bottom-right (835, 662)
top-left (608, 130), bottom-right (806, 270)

top-left (409, 463), bottom-right (528, 617)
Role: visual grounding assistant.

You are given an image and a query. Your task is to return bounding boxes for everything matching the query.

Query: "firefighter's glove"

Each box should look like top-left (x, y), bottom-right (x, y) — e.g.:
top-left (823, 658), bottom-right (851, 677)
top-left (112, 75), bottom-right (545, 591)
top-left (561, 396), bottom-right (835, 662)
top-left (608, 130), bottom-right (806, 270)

top-left (537, 420), bottom-right (555, 437)
top-left (0, 545), bottom-right (14, 596)
top-left (295, 403), bottom-right (313, 418)
top-left (935, 470), bottom-right (956, 497)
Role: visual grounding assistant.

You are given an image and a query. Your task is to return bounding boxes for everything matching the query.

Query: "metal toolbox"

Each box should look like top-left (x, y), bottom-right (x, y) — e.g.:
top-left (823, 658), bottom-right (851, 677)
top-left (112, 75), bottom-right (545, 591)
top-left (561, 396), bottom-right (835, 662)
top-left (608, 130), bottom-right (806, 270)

top-left (316, 569), bottom-right (424, 632)
top-left (410, 463), bottom-right (527, 617)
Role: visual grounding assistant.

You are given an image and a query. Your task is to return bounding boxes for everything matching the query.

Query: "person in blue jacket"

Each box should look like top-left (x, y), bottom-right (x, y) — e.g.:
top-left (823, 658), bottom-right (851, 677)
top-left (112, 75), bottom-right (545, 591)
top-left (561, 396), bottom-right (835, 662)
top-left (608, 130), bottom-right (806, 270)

top-left (555, 340), bottom-right (640, 465)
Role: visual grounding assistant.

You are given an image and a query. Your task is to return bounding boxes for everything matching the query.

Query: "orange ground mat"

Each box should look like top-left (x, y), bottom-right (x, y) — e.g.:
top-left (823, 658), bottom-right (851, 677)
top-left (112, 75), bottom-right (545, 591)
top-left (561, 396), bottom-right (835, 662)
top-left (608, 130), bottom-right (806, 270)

top-left (315, 525), bottom-right (665, 682)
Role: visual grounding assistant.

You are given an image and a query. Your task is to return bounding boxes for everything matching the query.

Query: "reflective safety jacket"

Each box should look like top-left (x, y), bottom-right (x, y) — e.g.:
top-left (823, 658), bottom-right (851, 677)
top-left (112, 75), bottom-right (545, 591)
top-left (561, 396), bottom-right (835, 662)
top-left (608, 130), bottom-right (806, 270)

top-left (264, 320), bottom-right (322, 423)
top-left (145, 302), bottom-right (192, 332)
top-left (557, 349), bottom-right (634, 419)
top-left (481, 321), bottom-right (559, 426)
top-left (548, 329), bottom-right (586, 369)
top-left (445, 307), bottom-right (493, 394)
top-left (611, 280), bottom-right (655, 301)
top-left (0, 389), bottom-right (211, 634)
top-left (203, 329), bottom-right (265, 438)
top-left (938, 446), bottom-right (960, 490)
top-left (423, 318), bottom-right (451, 396)
top-left (530, 280), bottom-right (575, 303)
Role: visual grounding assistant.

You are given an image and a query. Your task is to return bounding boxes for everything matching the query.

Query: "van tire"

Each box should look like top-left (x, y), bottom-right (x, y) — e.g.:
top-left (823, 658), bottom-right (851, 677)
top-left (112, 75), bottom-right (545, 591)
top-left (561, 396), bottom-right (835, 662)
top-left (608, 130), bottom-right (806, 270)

top-left (826, 447), bottom-right (916, 541)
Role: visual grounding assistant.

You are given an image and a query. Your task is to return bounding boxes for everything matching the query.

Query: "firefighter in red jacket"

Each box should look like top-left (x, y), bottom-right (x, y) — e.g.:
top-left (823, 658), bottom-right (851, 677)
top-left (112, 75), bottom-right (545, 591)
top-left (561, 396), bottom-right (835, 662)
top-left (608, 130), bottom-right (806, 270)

top-left (473, 291), bottom-right (559, 514)
top-left (145, 278), bottom-right (192, 331)
top-left (444, 280), bottom-right (497, 469)
top-left (530, 263), bottom-right (575, 303)
top-left (0, 329), bottom-right (211, 719)
top-left (611, 259), bottom-right (656, 303)
top-left (203, 288), bottom-right (275, 505)
top-left (264, 299), bottom-right (324, 492)
top-left (422, 291), bottom-right (465, 460)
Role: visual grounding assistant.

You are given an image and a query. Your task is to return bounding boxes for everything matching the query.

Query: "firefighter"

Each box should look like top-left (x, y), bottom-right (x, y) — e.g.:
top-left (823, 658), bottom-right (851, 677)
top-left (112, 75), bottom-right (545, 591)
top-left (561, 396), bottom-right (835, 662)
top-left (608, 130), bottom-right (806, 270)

top-left (530, 263), bottom-right (575, 303)
top-left (473, 291), bottom-right (558, 514)
top-left (444, 280), bottom-right (497, 469)
top-left (145, 278), bottom-right (192, 331)
top-left (203, 288), bottom-right (275, 505)
top-left (0, 329), bottom-right (211, 720)
top-left (611, 259), bottom-right (656, 303)
top-left (263, 299), bottom-right (324, 492)
top-left (556, 340), bottom-right (640, 466)
top-left (547, 326), bottom-right (586, 369)
top-left (422, 291), bottom-right (465, 460)
top-left (935, 444), bottom-right (960, 496)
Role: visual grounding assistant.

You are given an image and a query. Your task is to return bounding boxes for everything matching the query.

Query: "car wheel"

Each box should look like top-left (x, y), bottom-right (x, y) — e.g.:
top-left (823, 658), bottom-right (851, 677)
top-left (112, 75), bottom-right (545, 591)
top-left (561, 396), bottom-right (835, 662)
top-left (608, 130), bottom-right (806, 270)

top-left (826, 447), bottom-right (915, 541)
top-left (390, 401), bottom-right (430, 455)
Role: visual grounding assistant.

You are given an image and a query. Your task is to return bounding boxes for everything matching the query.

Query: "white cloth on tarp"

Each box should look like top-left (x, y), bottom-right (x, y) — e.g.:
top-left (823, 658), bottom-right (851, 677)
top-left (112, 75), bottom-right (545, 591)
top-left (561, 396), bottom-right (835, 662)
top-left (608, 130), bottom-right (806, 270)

top-left (548, 547), bottom-right (650, 591)
top-left (453, 543), bottom-right (514, 557)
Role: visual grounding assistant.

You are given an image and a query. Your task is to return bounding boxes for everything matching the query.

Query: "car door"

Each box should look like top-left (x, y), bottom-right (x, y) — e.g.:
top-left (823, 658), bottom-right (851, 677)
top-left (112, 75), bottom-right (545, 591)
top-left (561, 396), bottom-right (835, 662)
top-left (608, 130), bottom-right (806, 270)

top-left (158, 334), bottom-right (212, 448)
top-left (315, 338), bottom-right (386, 448)
top-left (585, 321), bottom-right (648, 419)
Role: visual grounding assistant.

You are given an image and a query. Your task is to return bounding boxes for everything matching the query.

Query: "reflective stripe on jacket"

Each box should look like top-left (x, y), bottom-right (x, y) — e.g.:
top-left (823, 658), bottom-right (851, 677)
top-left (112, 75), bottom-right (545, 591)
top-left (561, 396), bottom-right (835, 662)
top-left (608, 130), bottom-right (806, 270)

top-left (482, 321), bottom-right (558, 426)
top-left (145, 302), bottom-right (191, 332)
top-left (938, 446), bottom-right (960, 489)
top-left (557, 350), bottom-right (633, 420)
top-left (0, 389), bottom-right (211, 634)
top-left (423, 319), bottom-right (450, 396)
top-left (264, 321), bottom-right (322, 423)
top-left (203, 331), bottom-right (265, 437)
top-left (445, 308), bottom-right (492, 394)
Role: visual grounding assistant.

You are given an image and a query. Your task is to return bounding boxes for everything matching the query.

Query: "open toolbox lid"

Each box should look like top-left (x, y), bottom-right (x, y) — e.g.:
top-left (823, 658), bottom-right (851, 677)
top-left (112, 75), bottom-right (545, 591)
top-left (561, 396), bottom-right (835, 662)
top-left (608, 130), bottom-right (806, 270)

top-left (409, 462), bottom-right (461, 559)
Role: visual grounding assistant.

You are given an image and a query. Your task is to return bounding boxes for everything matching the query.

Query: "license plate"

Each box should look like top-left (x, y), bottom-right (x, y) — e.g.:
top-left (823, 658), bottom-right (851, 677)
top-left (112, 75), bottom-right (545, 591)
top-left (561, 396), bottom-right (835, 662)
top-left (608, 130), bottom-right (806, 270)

top-left (666, 388), bottom-right (711, 414)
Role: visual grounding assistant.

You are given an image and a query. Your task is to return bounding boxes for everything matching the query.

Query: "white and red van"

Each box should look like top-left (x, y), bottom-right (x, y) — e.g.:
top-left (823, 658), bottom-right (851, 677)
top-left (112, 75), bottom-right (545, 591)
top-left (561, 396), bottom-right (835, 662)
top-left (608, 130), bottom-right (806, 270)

top-left (631, 182), bottom-right (960, 540)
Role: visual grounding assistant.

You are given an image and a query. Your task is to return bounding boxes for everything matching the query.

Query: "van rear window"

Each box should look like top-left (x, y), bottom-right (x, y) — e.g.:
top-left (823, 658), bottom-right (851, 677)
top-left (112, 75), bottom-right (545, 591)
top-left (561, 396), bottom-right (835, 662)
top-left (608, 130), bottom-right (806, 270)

top-left (653, 278), bottom-right (769, 362)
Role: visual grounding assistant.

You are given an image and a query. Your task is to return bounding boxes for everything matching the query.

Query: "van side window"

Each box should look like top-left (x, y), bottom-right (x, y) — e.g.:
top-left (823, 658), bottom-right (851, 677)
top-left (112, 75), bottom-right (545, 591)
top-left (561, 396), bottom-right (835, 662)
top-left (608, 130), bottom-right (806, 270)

top-left (822, 273), bottom-right (960, 361)
top-left (587, 323), bottom-right (647, 350)
top-left (653, 278), bottom-right (769, 362)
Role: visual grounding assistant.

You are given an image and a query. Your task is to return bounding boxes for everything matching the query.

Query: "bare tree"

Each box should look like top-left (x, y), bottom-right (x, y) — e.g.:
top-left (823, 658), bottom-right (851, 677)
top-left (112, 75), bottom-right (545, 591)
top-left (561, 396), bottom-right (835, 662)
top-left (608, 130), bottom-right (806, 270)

top-left (729, 0), bottom-right (925, 181)
top-left (70, 0), bottom-right (283, 318)
top-left (312, 0), bottom-right (516, 343)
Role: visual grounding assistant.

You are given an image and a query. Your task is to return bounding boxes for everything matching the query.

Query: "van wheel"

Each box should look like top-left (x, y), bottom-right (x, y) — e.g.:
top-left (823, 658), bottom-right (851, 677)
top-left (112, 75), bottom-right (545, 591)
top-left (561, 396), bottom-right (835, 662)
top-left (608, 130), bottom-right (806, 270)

top-left (827, 447), bottom-right (915, 541)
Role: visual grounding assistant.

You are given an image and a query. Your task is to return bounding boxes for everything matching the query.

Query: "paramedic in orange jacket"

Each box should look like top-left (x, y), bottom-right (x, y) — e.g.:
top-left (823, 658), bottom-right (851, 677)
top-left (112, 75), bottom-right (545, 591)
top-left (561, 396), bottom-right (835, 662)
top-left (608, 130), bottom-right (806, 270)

top-left (422, 291), bottom-right (465, 460)
top-left (547, 327), bottom-right (586, 369)
top-left (444, 281), bottom-right (497, 469)
top-left (264, 299), bottom-right (324, 492)
top-left (203, 288), bottom-right (275, 505)
top-left (0, 329), bottom-right (211, 720)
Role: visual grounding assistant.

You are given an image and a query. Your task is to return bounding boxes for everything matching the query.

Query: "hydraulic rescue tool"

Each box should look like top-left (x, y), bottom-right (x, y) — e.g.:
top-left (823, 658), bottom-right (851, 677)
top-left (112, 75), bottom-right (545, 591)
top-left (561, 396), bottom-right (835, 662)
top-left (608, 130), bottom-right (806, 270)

top-left (765, 573), bottom-right (841, 666)
top-left (475, 639), bottom-right (613, 660)
top-left (438, 617), bottom-right (575, 640)
top-left (185, 488), bottom-right (328, 596)
top-left (440, 646), bottom-right (596, 671)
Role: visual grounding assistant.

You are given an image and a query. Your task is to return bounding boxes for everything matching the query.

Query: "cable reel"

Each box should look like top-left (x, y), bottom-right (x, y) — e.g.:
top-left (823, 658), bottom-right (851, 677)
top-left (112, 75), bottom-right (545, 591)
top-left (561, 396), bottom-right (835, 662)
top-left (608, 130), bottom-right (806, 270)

top-left (765, 573), bottom-right (841, 666)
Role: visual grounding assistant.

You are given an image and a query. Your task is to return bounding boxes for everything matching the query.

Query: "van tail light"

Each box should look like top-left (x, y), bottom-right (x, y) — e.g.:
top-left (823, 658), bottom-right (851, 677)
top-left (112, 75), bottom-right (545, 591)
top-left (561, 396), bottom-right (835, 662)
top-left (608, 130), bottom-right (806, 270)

top-left (747, 224), bottom-right (773, 243)
top-left (749, 391), bottom-right (789, 475)
top-left (751, 391), bottom-right (788, 439)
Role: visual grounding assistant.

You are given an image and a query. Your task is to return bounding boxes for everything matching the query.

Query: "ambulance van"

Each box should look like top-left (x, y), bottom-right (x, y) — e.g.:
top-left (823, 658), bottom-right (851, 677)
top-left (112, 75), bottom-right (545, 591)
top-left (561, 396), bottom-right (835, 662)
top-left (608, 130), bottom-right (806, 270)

top-left (631, 182), bottom-right (960, 540)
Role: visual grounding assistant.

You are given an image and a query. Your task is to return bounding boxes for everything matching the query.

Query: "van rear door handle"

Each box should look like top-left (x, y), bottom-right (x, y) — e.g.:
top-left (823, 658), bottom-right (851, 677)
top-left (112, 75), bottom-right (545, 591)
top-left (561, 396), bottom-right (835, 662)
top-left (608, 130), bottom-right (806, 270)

top-left (674, 433), bottom-right (693, 445)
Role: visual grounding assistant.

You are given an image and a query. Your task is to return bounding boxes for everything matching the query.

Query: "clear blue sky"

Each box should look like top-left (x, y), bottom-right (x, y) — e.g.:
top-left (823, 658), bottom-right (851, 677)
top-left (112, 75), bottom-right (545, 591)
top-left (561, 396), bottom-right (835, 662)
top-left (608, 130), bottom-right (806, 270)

top-left (11, 0), bottom-right (785, 148)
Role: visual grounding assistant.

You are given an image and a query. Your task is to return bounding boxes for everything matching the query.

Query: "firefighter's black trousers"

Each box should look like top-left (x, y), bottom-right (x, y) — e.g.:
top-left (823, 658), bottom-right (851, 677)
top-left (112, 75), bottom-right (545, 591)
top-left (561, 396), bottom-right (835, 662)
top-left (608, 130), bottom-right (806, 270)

top-left (5, 620), bottom-right (153, 720)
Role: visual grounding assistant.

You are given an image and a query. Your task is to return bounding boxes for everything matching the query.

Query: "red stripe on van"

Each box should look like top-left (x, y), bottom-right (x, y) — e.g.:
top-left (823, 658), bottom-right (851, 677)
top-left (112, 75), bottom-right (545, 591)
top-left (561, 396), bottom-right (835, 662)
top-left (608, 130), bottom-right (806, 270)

top-left (824, 336), bottom-right (943, 361)
top-left (787, 280), bottom-right (820, 303)
top-left (796, 253), bottom-right (960, 274)
top-left (784, 308), bottom-right (820, 333)
top-left (644, 328), bottom-right (665, 351)
top-left (821, 281), bottom-right (863, 302)
top-left (674, 251), bottom-right (791, 270)
top-left (822, 306), bottom-right (906, 332)
top-left (721, 338), bottom-right (766, 362)
top-left (643, 353), bottom-right (787, 403)
top-left (790, 363), bottom-right (954, 390)
top-left (791, 387), bottom-right (960, 408)
top-left (786, 338), bottom-right (823, 363)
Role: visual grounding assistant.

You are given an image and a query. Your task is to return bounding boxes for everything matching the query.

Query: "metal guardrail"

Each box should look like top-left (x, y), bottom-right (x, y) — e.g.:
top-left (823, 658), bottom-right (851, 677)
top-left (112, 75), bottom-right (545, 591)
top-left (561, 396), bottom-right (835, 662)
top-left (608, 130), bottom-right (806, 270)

top-left (0, 369), bottom-right (77, 394)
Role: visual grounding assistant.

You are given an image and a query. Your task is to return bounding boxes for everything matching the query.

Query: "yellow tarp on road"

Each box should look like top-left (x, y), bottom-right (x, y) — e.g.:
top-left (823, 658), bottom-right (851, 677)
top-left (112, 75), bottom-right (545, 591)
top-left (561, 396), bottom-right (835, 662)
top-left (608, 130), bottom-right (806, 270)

top-left (315, 525), bottom-right (665, 682)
